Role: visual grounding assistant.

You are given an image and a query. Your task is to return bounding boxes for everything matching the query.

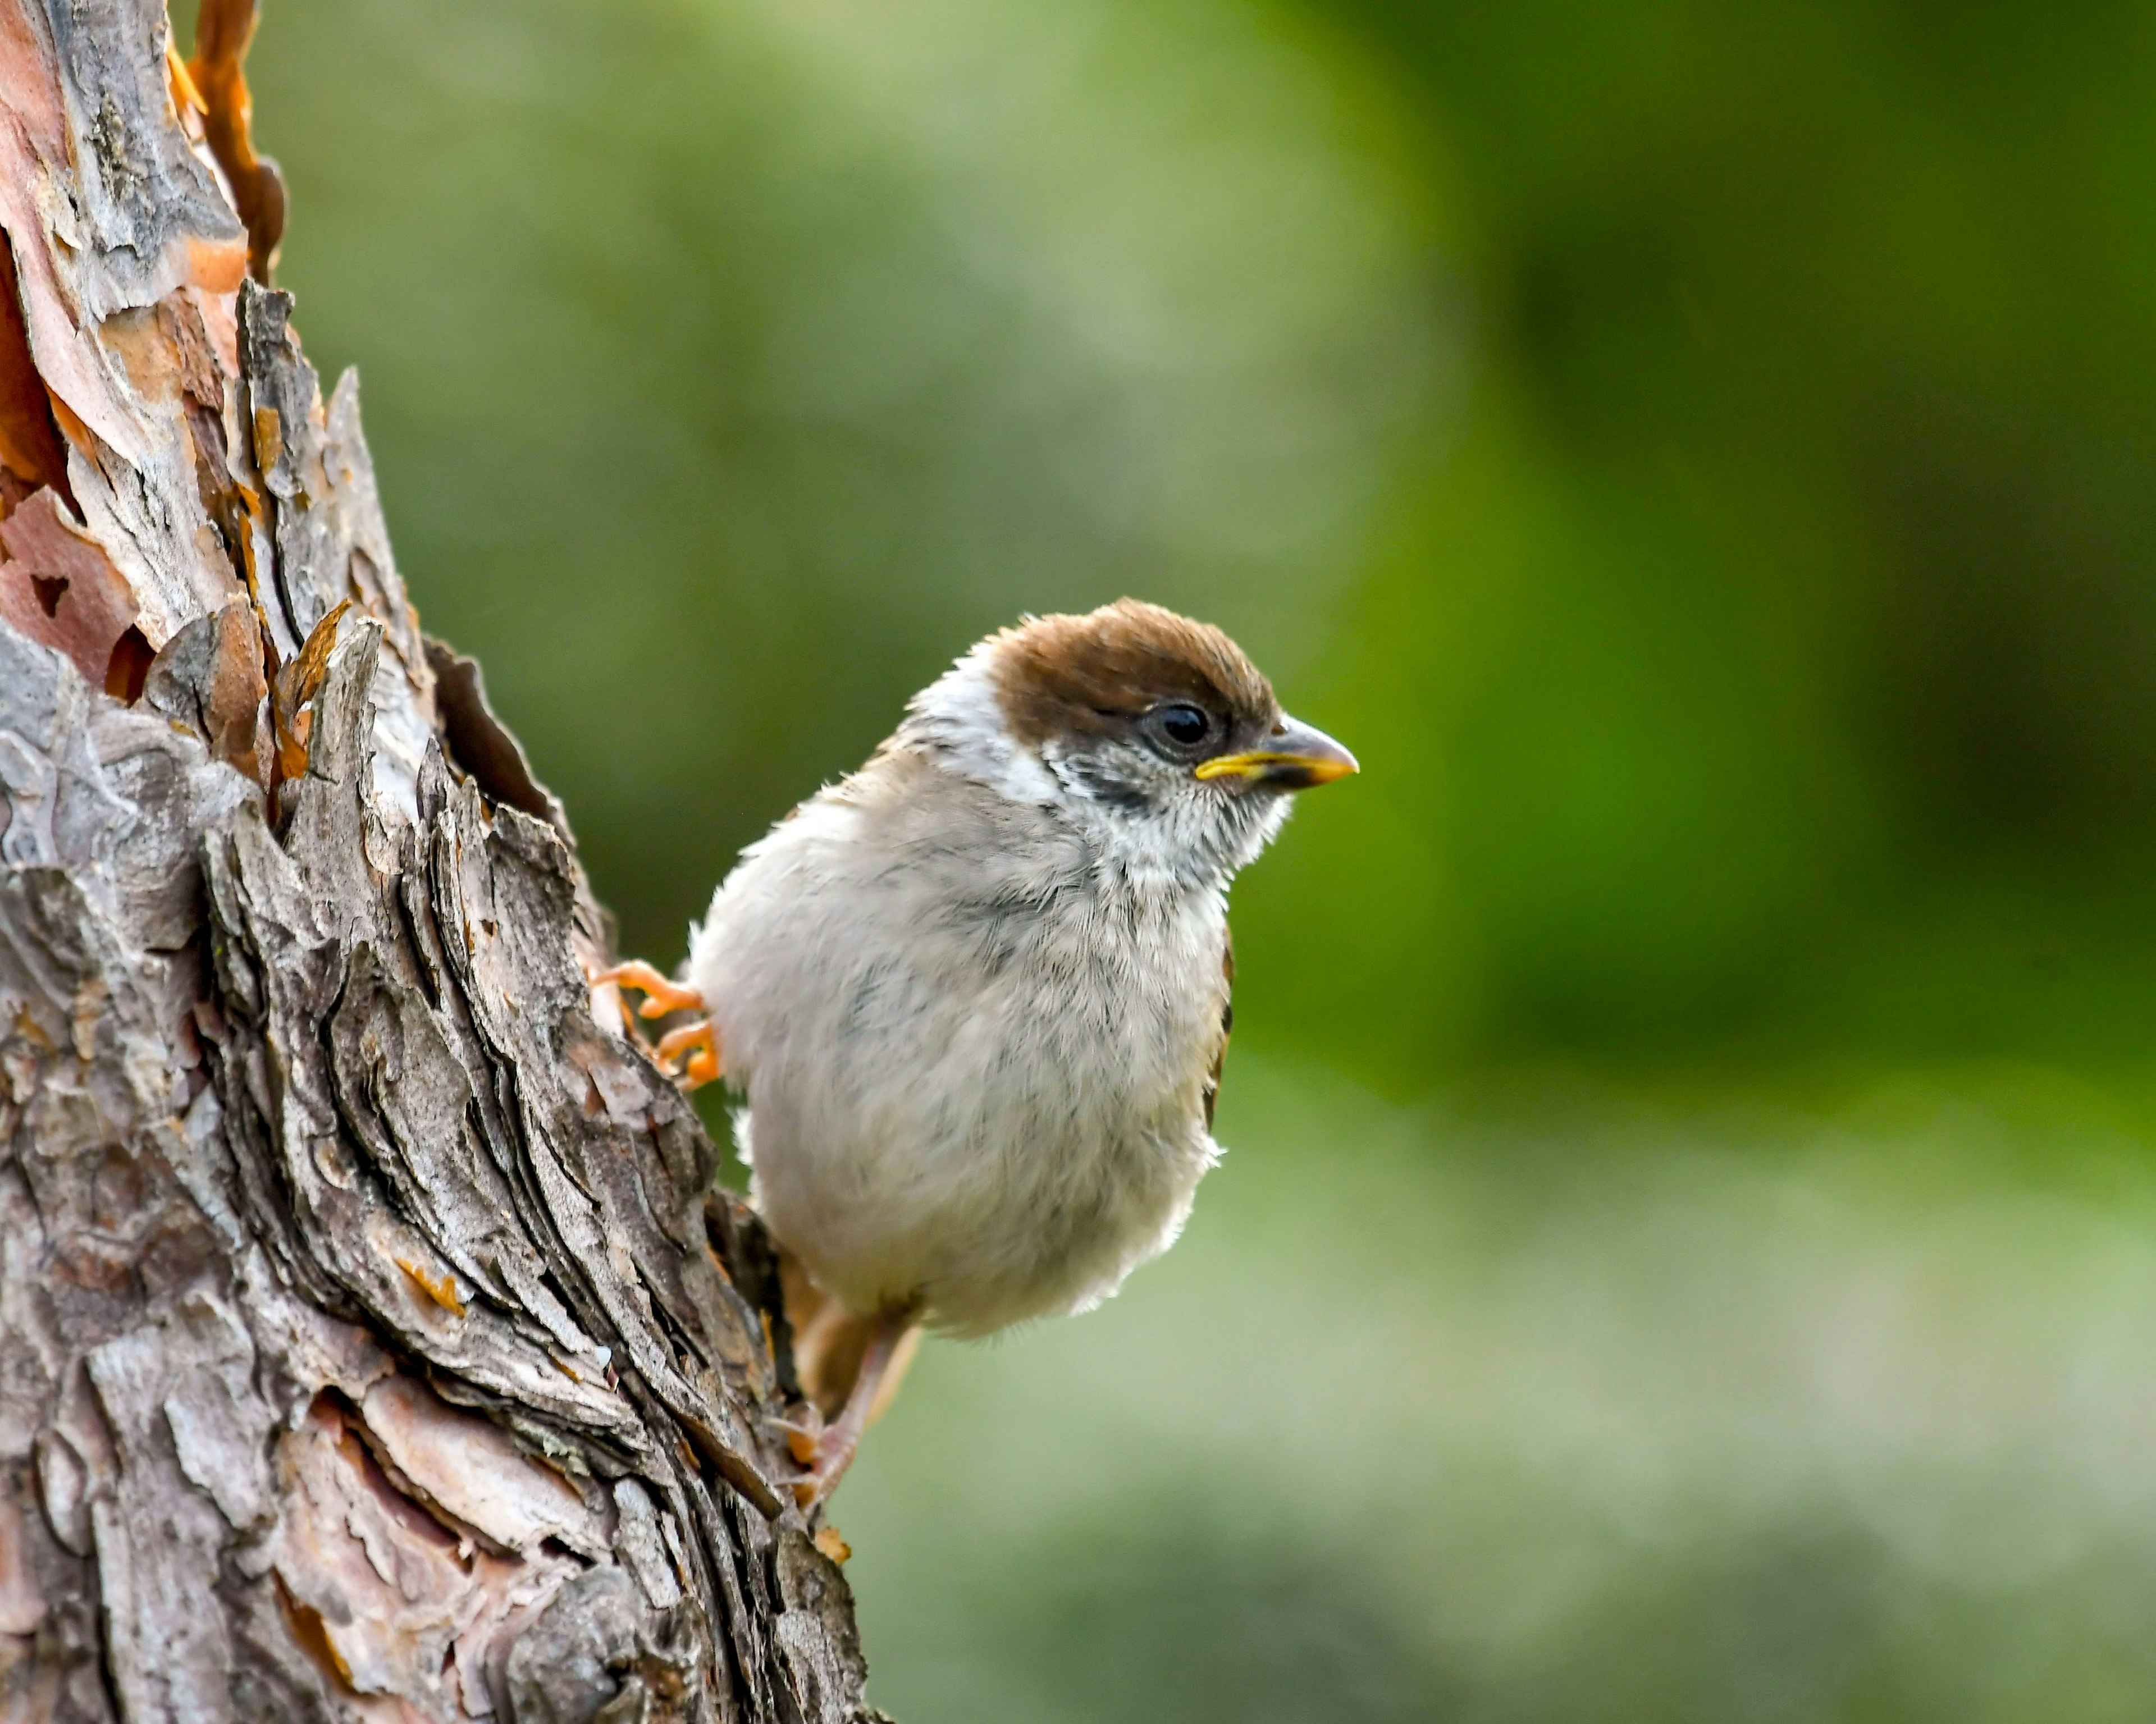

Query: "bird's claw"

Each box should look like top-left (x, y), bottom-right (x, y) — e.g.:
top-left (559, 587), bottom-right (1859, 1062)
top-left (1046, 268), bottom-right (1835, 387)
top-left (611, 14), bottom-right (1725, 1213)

top-left (789, 1434), bottom-right (856, 1510)
top-left (765, 1408), bottom-right (853, 1507)
top-left (588, 962), bottom-right (721, 1089)
top-left (590, 959), bottom-right (706, 1020)
top-left (769, 1415), bottom-right (825, 1466)
top-left (656, 1018), bottom-right (721, 1090)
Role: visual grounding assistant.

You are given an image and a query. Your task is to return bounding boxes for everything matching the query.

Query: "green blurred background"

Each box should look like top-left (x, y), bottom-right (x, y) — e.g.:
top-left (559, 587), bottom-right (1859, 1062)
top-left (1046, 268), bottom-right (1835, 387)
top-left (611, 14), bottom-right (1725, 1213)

top-left (215, 0), bottom-right (2156, 1713)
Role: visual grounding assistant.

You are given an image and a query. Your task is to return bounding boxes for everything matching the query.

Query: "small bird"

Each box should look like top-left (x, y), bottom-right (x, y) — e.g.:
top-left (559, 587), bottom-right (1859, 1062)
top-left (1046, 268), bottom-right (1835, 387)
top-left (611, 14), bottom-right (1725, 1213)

top-left (597, 600), bottom-right (1355, 1502)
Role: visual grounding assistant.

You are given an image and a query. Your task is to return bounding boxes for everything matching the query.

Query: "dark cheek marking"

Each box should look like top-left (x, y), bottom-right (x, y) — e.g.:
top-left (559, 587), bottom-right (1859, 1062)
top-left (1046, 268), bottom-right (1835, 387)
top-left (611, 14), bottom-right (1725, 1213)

top-left (1062, 753), bottom-right (1155, 814)
top-left (1093, 782), bottom-right (1154, 815)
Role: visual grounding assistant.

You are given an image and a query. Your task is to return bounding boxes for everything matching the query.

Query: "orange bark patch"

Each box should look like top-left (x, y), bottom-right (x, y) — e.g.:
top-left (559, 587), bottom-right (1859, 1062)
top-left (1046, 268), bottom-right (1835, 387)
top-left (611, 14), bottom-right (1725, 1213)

top-left (250, 403), bottom-right (281, 474)
top-left (188, 0), bottom-right (286, 285)
top-left (0, 9), bottom-right (145, 460)
top-left (165, 39), bottom-right (205, 121)
top-left (274, 1575), bottom-right (356, 1689)
top-left (188, 284), bottom-right (240, 380)
top-left (0, 240), bottom-right (71, 506)
top-left (273, 1396), bottom-right (582, 1710)
top-left (358, 1377), bottom-right (606, 1557)
top-left (143, 600), bottom-right (271, 781)
top-left (158, 291), bottom-right (228, 410)
top-left (271, 598), bottom-right (350, 784)
top-left (0, 488), bottom-right (139, 690)
top-left (103, 625), bottom-right (152, 702)
top-left (183, 230), bottom-right (249, 295)
top-left (0, 2), bottom-right (63, 152)
top-left (97, 306), bottom-right (179, 406)
top-left (100, 292), bottom-right (229, 415)
top-left (393, 1252), bottom-right (467, 1318)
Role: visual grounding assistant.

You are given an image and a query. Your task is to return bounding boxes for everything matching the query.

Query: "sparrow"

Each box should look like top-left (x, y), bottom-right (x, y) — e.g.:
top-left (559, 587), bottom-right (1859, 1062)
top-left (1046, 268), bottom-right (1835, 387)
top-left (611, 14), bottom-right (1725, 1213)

top-left (596, 600), bottom-right (1355, 1503)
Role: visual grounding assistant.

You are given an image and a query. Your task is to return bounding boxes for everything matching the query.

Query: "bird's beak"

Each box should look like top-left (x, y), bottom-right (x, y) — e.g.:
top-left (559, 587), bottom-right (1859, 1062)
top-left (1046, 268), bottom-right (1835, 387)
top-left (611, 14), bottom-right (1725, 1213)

top-left (1193, 714), bottom-right (1359, 790)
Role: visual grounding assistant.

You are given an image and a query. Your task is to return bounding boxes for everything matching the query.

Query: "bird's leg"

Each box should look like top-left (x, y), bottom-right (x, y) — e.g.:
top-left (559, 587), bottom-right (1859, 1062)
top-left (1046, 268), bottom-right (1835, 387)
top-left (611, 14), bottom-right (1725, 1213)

top-left (588, 961), bottom-right (721, 1088)
top-left (790, 1308), bottom-right (919, 1510)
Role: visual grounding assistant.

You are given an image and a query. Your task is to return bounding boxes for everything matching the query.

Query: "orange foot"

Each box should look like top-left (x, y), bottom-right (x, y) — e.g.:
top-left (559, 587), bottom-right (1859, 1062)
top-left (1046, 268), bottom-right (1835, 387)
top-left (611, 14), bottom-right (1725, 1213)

top-left (589, 961), bottom-right (722, 1090)
top-left (656, 1018), bottom-right (721, 1090)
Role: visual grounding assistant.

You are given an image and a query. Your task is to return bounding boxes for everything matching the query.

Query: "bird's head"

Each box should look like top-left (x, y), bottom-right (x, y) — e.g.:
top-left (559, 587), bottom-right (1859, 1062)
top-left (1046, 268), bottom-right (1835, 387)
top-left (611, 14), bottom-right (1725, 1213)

top-left (903, 599), bottom-right (1356, 885)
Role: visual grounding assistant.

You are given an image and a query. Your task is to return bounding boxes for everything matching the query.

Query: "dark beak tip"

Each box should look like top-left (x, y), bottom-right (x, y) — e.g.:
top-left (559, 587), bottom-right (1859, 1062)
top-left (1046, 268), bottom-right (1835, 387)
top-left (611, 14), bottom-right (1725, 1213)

top-left (1284, 717), bottom-right (1356, 787)
top-left (1288, 754), bottom-right (1356, 789)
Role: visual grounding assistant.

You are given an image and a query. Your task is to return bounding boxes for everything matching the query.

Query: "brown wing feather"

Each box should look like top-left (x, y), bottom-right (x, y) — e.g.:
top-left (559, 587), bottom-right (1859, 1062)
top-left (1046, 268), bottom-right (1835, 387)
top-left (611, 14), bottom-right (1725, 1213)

top-left (1204, 929), bottom-right (1234, 1132)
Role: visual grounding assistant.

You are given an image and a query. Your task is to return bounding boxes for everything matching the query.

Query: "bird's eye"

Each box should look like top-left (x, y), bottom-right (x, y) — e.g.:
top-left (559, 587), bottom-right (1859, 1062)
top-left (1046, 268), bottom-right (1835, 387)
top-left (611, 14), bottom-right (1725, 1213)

top-left (1154, 703), bottom-right (1213, 749)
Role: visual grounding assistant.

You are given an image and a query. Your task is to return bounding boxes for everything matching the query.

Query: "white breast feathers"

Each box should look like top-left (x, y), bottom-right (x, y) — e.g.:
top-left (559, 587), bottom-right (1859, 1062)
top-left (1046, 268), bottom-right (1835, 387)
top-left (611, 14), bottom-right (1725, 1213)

top-left (686, 746), bottom-right (1231, 1337)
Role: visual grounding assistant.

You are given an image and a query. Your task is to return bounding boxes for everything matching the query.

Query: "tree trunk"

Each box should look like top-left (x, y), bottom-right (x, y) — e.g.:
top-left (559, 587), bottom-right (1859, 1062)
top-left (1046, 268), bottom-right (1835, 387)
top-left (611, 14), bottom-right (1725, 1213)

top-left (0, 3), bottom-right (880, 1719)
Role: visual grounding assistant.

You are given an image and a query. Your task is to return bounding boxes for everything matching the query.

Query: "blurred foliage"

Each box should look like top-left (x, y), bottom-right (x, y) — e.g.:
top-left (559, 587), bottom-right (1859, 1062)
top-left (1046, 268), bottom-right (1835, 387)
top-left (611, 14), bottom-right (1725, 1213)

top-left (1269, 0), bottom-right (2156, 1081)
top-left (234, 0), bottom-right (2156, 1095)
top-left (842, 1059), bottom-right (2156, 1722)
top-left (239, 0), bottom-right (1437, 1053)
top-left (210, 0), bottom-right (2156, 1716)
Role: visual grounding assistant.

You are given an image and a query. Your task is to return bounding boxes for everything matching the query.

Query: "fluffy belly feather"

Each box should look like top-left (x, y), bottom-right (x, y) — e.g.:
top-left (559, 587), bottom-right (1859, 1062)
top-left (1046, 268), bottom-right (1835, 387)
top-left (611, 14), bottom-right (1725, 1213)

top-left (689, 792), bottom-right (1227, 1336)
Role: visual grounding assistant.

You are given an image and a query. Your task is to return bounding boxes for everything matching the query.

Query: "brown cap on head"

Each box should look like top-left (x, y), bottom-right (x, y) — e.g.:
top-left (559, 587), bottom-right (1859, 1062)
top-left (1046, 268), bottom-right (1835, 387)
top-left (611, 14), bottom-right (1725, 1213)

top-left (988, 600), bottom-right (1279, 748)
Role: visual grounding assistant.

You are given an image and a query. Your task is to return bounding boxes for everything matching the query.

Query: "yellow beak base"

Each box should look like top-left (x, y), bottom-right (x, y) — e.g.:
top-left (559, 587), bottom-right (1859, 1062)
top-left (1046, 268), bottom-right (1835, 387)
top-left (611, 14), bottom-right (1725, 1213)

top-left (1192, 716), bottom-right (1358, 789)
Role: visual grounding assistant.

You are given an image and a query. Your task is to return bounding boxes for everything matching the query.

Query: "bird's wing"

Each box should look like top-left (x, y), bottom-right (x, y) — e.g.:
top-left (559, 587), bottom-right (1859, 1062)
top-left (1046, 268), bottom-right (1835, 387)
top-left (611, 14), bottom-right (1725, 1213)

top-left (1203, 929), bottom-right (1234, 1133)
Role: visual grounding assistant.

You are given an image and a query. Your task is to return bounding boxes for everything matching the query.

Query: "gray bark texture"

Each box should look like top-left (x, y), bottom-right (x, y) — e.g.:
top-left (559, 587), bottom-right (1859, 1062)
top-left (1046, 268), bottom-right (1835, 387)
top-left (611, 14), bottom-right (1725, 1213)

top-left (0, 2), bottom-right (883, 1720)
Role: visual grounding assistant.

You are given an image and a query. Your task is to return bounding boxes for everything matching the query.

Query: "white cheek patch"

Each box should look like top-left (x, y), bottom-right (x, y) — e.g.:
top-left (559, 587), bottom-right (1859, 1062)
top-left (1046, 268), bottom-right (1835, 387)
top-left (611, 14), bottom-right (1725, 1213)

top-left (902, 648), bottom-right (1061, 805)
top-left (899, 640), bottom-right (1299, 888)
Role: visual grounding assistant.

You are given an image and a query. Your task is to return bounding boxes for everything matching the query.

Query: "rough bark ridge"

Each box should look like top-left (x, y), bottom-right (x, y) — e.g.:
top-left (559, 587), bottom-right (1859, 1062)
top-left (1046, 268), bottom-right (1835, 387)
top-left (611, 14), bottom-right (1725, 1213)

top-left (0, 2), bottom-right (880, 1719)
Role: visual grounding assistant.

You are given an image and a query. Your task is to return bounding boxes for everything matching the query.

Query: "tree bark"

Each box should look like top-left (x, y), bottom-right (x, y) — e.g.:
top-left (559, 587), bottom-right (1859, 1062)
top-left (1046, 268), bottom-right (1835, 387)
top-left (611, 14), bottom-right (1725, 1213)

top-left (0, 3), bottom-right (880, 1720)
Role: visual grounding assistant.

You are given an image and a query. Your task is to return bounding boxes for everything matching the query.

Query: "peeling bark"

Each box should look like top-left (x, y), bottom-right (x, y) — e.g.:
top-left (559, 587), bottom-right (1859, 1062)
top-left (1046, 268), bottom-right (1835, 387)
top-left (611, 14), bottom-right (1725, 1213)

top-left (0, 3), bottom-right (881, 1720)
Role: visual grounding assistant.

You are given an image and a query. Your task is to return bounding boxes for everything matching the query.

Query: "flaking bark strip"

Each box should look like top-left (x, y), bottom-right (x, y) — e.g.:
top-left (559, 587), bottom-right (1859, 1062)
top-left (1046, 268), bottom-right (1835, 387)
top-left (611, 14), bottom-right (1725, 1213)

top-left (0, 0), bottom-right (879, 1716)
